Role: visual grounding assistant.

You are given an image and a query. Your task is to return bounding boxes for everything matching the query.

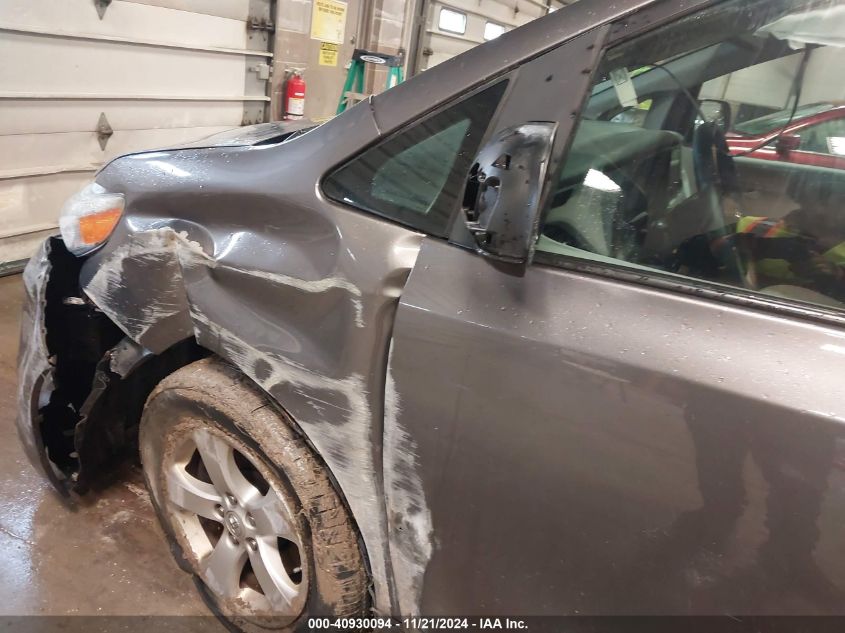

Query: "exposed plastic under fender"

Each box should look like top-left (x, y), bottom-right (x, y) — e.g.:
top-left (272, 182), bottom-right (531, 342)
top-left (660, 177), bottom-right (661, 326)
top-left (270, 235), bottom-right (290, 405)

top-left (16, 237), bottom-right (204, 494)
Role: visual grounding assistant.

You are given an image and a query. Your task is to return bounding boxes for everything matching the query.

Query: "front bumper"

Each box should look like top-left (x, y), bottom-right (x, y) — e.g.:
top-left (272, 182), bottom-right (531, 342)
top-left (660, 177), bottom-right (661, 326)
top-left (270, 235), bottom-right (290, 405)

top-left (16, 238), bottom-right (68, 492)
top-left (17, 235), bottom-right (127, 494)
top-left (17, 238), bottom-right (159, 495)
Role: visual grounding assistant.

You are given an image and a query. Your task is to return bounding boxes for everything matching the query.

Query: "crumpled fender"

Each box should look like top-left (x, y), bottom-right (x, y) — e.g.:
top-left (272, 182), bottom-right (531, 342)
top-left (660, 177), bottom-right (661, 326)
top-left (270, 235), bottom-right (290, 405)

top-left (71, 101), bottom-right (433, 615)
top-left (16, 239), bottom-right (65, 491)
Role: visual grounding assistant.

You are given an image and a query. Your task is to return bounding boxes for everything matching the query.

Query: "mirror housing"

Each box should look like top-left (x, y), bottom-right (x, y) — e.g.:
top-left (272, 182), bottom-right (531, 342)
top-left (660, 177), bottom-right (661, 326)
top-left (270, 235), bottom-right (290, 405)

top-left (775, 133), bottom-right (801, 154)
top-left (462, 122), bottom-right (557, 264)
top-left (698, 99), bottom-right (733, 131)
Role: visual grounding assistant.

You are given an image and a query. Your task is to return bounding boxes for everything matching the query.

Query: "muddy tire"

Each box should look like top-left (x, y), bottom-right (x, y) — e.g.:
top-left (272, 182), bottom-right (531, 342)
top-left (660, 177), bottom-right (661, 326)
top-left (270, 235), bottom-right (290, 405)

top-left (139, 357), bottom-right (369, 632)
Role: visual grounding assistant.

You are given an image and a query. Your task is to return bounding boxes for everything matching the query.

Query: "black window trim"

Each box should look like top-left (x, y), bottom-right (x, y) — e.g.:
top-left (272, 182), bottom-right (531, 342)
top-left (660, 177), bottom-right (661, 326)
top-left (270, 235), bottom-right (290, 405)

top-left (605, 0), bottom-right (718, 47)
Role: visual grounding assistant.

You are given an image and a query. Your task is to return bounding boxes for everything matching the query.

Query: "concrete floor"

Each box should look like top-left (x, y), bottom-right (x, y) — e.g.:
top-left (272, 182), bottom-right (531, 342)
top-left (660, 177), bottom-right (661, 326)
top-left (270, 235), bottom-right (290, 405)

top-left (0, 273), bottom-right (222, 625)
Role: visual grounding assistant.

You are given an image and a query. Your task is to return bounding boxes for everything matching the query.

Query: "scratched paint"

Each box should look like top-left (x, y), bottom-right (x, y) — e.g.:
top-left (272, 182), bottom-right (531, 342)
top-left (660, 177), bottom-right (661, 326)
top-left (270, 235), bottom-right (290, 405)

top-left (384, 342), bottom-right (433, 616)
top-left (78, 224), bottom-right (432, 614)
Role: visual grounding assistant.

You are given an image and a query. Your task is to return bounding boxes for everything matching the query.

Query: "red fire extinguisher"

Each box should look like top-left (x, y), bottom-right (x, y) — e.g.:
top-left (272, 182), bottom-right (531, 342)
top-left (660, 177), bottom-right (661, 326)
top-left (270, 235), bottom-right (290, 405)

top-left (283, 71), bottom-right (306, 120)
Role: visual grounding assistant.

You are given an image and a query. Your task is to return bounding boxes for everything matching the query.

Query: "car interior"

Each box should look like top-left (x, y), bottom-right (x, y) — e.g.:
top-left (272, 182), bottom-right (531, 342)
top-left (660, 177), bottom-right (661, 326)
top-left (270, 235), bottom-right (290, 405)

top-left (538, 0), bottom-right (845, 310)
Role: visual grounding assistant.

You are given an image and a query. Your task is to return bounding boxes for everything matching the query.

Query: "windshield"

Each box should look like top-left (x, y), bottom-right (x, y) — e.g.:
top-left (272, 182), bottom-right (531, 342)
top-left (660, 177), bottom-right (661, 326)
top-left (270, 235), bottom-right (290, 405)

top-left (733, 102), bottom-right (834, 136)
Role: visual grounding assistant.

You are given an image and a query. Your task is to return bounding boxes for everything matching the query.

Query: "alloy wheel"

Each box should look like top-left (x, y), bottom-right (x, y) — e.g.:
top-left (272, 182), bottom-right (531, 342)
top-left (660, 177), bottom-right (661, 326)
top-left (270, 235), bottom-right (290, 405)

top-left (163, 427), bottom-right (307, 617)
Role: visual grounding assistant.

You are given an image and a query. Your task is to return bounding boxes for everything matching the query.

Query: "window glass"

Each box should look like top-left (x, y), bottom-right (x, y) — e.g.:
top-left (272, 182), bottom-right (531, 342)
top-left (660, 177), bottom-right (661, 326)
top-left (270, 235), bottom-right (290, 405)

top-left (438, 8), bottom-right (467, 34)
top-left (323, 81), bottom-right (506, 236)
top-left (734, 103), bottom-right (833, 136)
top-left (537, 0), bottom-right (845, 311)
top-left (800, 118), bottom-right (845, 155)
top-left (484, 22), bottom-right (506, 41)
top-left (609, 98), bottom-right (654, 127)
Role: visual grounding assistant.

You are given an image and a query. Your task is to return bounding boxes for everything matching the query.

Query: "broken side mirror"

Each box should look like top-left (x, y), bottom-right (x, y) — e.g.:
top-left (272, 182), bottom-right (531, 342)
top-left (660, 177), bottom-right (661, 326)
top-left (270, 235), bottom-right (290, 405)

top-left (462, 122), bottom-right (557, 264)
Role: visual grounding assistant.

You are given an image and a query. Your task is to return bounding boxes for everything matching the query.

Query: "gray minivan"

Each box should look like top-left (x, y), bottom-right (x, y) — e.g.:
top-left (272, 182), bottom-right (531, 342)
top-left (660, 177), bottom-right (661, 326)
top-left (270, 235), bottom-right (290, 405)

top-left (17, 0), bottom-right (845, 628)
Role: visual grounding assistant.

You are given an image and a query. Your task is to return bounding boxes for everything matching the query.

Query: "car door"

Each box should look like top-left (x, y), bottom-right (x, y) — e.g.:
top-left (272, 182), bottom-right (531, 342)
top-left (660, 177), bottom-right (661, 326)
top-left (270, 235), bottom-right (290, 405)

top-left (388, 0), bottom-right (845, 616)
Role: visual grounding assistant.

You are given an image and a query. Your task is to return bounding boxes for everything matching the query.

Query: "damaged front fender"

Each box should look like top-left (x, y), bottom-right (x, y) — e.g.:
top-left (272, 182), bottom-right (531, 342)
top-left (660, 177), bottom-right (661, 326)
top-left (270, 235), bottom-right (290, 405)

top-left (21, 100), bottom-right (434, 614)
top-left (16, 237), bottom-right (204, 494)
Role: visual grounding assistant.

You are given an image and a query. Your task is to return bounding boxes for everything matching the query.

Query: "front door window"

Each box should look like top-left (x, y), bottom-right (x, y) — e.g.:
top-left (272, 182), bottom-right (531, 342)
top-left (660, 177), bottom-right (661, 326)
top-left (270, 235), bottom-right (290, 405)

top-left (537, 0), bottom-right (845, 312)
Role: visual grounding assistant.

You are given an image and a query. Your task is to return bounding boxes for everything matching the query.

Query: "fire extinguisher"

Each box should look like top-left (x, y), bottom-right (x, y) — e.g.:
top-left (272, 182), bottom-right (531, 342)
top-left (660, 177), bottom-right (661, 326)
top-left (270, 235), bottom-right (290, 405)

top-left (283, 71), bottom-right (306, 120)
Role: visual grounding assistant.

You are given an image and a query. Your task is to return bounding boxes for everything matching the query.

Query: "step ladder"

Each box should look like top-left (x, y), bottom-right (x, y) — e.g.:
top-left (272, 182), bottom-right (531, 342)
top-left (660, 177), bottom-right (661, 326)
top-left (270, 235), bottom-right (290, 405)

top-left (336, 49), bottom-right (404, 115)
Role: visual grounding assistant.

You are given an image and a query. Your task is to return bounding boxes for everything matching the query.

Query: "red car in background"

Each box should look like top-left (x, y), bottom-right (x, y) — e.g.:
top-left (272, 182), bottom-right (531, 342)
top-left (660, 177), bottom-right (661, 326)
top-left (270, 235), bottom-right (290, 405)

top-left (726, 102), bottom-right (845, 169)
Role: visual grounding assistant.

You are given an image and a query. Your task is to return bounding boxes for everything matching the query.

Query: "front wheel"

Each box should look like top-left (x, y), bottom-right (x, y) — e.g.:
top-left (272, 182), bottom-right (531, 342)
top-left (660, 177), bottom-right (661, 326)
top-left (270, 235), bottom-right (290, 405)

top-left (140, 358), bottom-right (369, 632)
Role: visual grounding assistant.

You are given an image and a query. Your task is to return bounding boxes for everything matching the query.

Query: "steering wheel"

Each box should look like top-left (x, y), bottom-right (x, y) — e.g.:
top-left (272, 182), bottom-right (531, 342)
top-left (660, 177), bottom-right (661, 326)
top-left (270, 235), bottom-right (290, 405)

top-left (688, 121), bottom-right (758, 287)
top-left (692, 121), bottom-right (738, 195)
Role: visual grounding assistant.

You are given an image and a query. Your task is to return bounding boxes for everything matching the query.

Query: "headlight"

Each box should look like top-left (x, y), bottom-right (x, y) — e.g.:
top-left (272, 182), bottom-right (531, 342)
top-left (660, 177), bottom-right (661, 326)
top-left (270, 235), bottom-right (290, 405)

top-left (58, 182), bottom-right (125, 256)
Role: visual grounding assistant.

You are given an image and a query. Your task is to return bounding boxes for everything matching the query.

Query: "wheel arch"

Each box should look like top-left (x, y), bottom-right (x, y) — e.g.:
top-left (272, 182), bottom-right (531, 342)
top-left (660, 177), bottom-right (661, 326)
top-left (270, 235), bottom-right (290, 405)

top-left (68, 335), bottom-right (210, 493)
top-left (145, 355), bottom-right (377, 606)
top-left (75, 221), bottom-right (410, 615)
top-left (54, 307), bottom-right (377, 600)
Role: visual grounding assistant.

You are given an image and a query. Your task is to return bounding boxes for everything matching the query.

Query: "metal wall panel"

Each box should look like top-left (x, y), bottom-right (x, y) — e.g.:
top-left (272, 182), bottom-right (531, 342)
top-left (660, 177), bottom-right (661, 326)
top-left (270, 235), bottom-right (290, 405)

top-left (0, 0), bottom-right (272, 265)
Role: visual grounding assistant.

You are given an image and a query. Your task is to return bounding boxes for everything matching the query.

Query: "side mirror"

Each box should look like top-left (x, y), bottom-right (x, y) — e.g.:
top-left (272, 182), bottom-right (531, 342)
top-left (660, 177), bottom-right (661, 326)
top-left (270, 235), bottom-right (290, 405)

top-left (462, 122), bottom-right (557, 264)
top-left (698, 99), bottom-right (732, 131)
top-left (775, 134), bottom-right (801, 154)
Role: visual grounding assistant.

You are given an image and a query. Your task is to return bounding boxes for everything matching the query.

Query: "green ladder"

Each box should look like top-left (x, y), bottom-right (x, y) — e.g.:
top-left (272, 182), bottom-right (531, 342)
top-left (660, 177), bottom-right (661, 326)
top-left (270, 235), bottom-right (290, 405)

top-left (337, 49), bottom-right (404, 115)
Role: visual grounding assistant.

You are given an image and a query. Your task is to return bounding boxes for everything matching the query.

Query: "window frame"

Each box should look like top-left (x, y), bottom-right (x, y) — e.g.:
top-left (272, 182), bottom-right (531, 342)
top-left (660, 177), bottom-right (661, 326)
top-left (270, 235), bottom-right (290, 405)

top-left (530, 0), bottom-right (845, 327)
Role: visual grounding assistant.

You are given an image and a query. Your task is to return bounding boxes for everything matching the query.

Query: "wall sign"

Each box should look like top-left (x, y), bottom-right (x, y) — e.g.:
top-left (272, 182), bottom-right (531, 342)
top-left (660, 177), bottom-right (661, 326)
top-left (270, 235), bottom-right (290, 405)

top-left (310, 0), bottom-right (347, 44)
top-left (319, 42), bottom-right (339, 66)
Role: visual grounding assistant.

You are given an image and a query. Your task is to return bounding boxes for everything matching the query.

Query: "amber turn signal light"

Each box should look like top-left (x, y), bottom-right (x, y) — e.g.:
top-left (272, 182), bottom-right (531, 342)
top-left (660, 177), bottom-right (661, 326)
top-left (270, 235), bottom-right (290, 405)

top-left (79, 209), bottom-right (123, 245)
top-left (59, 182), bottom-right (125, 255)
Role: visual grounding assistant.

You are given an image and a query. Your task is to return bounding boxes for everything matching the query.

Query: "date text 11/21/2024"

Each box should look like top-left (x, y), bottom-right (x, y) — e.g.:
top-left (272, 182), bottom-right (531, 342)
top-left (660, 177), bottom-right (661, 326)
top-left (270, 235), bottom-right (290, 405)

top-left (307, 618), bottom-right (530, 630)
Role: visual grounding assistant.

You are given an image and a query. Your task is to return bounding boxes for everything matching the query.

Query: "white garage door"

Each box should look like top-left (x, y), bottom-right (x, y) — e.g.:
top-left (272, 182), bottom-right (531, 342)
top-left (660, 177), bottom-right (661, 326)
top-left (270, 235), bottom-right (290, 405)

top-left (0, 0), bottom-right (273, 269)
top-left (414, 0), bottom-right (571, 72)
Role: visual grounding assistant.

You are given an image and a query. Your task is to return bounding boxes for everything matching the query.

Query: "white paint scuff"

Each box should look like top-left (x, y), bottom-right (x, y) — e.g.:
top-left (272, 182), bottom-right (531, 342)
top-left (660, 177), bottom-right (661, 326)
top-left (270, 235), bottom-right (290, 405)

top-left (81, 225), bottom-right (434, 615)
top-left (188, 308), bottom-right (392, 611)
top-left (383, 342), bottom-right (434, 615)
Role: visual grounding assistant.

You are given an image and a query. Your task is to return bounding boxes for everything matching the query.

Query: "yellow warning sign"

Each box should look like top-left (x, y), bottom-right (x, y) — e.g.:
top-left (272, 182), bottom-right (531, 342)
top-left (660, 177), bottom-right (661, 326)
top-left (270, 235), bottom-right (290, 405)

top-left (310, 0), bottom-right (347, 45)
top-left (319, 42), bottom-right (339, 66)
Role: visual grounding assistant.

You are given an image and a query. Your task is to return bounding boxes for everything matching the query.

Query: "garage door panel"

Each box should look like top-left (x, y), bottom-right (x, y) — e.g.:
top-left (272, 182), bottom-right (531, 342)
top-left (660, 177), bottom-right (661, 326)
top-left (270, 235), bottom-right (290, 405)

top-left (0, 172), bottom-right (91, 237)
top-left (0, 230), bottom-right (59, 266)
top-left (424, 34), bottom-right (482, 67)
top-left (1, 0), bottom-right (250, 52)
top-left (1, 34), bottom-right (247, 97)
top-left (122, 0), bottom-right (250, 22)
top-left (0, 0), bottom-right (272, 265)
top-left (419, 0), bottom-right (565, 71)
top-left (0, 134), bottom-right (101, 177)
top-left (515, 13), bottom-right (538, 26)
top-left (98, 126), bottom-right (237, 158)
top-left (435, 0), bottom-right (533, 26)
top-left (0, 126), bottom-right (234, 177)
top-left (0, 100), bottom-right (245, 136)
